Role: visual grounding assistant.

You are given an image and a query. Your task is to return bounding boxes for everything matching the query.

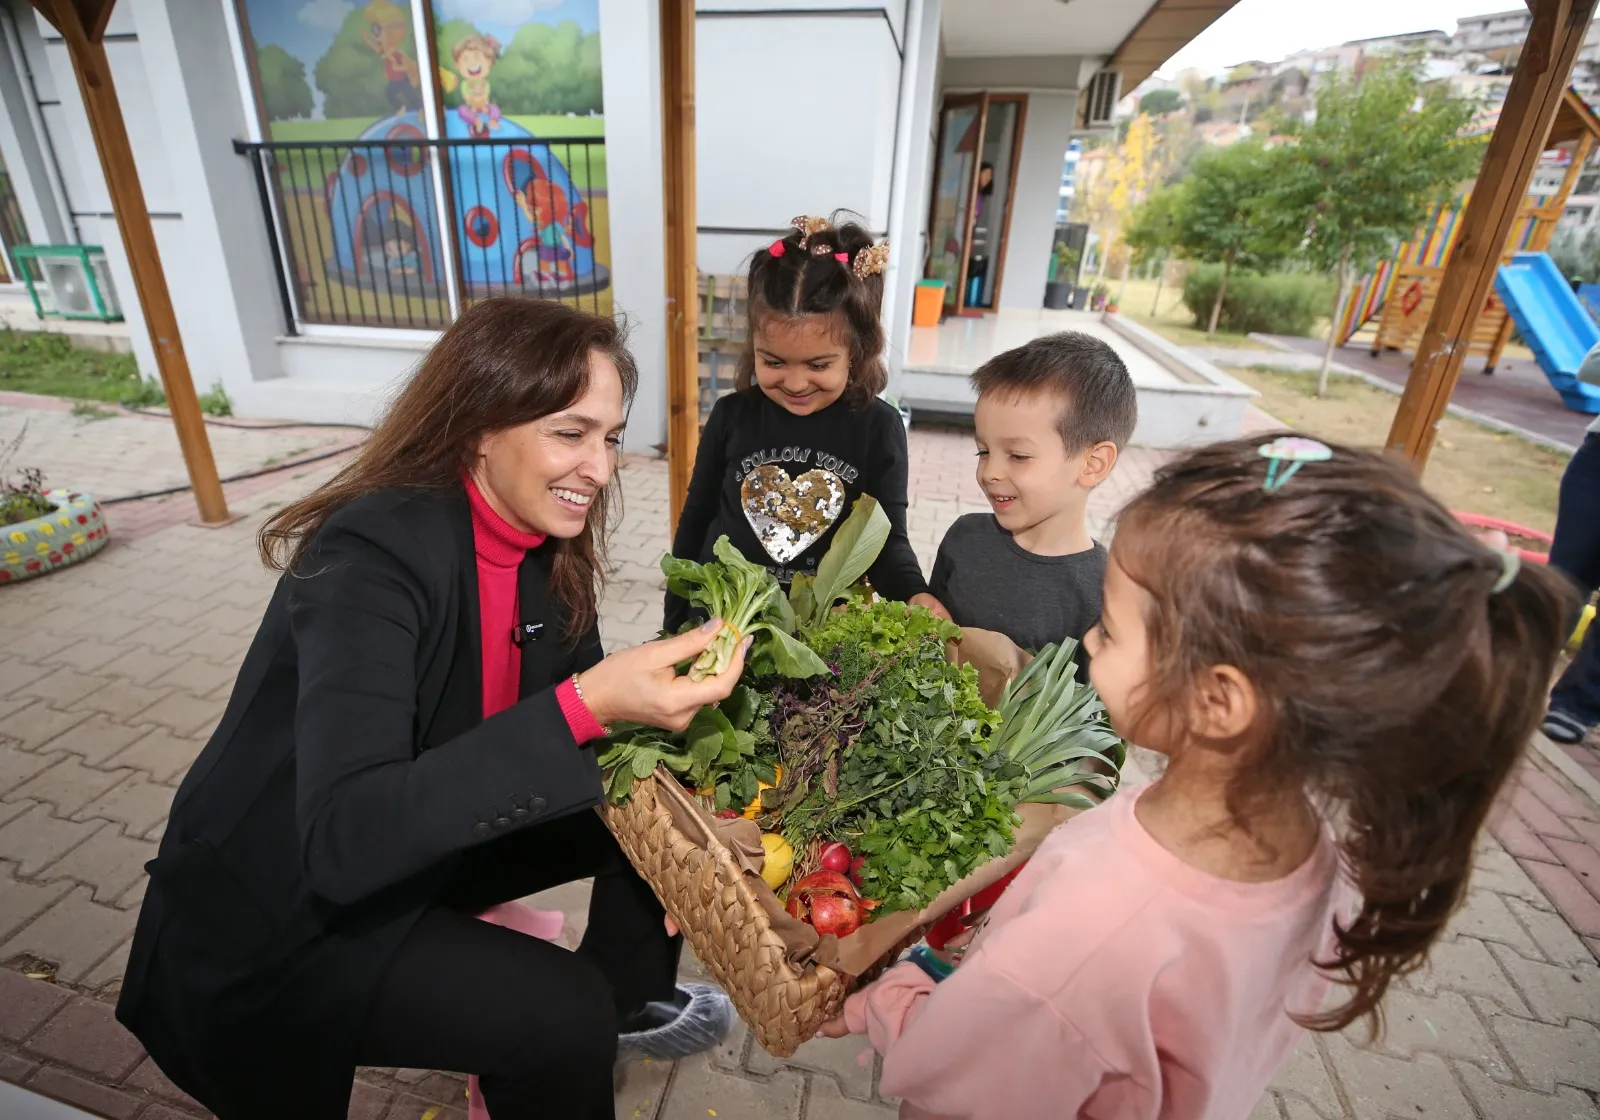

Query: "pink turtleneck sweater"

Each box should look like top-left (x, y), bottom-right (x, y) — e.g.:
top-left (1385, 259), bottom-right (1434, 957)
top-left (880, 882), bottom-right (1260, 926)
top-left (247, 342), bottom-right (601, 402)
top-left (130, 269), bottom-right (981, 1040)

top-left (465, 476), bottom-right (605, 739)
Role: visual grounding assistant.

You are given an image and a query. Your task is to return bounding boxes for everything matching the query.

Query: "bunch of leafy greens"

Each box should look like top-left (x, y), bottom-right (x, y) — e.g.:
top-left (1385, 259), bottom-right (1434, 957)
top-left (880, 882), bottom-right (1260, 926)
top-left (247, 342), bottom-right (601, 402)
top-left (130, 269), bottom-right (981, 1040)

top-left (603, 493), bottom-right (1127, 922)
top-left (992, 638), bottom-right (1126, 810)
top-left (663, 536), bottom-right (828, 680)
top-left (597, 684), bottom-right (777, 806)
top-left (769, 601), bottom-right (1026, 915)
top-left (786, 496), bottom-right (891, 629)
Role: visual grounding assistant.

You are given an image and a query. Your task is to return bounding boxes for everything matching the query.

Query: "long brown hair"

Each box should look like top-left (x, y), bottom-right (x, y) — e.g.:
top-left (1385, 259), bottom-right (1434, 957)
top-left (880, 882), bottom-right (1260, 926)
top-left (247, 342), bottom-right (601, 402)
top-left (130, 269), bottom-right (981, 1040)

top-left (735, 212), bottom-right (887, 406)
top-left (259, 298), bottom-right (639, 638)
top-left (1111, 434), bottom-right (1571, 1034)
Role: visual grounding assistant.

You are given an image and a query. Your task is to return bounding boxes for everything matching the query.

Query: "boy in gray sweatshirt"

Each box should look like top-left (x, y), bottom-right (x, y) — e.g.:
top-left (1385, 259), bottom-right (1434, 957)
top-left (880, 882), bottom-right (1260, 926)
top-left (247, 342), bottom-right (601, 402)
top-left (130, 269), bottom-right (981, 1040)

top-left (928, 332), bottom-right (1136, 654)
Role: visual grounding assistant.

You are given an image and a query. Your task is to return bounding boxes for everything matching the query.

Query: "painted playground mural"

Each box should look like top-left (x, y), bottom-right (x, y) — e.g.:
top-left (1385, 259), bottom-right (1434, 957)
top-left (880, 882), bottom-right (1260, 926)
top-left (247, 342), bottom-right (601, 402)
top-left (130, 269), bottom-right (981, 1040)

top-left (237, 0), bottom-right (610, 327)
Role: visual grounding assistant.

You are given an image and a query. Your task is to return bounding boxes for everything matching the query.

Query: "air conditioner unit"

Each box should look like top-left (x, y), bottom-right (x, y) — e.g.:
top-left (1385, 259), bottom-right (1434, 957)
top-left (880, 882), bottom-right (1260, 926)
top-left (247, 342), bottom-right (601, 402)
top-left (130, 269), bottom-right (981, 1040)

top-left (11, 245), bottom-right (123, 322)
top-left (1083, 69), bottom-right (1122, 129)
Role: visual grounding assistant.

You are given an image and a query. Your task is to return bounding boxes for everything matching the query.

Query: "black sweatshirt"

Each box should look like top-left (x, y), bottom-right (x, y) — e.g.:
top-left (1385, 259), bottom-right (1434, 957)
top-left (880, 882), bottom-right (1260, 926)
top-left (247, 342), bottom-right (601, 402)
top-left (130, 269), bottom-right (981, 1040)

top-left (666, 390), bottom-right (929, 630)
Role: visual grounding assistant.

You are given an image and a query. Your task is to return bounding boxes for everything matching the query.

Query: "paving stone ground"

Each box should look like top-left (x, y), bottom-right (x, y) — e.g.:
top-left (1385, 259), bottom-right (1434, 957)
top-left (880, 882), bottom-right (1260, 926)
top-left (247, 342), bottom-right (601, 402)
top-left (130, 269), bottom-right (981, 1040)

top-left (0, 392), bottom-right (1598, 1119)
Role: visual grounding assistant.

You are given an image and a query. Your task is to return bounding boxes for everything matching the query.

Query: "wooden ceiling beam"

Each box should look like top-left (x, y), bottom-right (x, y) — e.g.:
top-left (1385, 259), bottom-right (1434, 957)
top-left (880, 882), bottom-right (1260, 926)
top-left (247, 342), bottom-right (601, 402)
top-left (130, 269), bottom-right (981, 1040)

top-left (1107, 0), bottom-right (1242, 91)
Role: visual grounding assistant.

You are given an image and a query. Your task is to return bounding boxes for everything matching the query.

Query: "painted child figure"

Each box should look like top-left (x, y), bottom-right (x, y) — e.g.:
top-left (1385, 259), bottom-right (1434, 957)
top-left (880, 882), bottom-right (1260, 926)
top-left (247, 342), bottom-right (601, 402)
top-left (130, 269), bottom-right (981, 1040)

top-left (452, 34), bottom-right (503, 137)
top-left (823, 435), bottom-right (1572, 1119)
top-left (665, 214), bottom-right (945, 630)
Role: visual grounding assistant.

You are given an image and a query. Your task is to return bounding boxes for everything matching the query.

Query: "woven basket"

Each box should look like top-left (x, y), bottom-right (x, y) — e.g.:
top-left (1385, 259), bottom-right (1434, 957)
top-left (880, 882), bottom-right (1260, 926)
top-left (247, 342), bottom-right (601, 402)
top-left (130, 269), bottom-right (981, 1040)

top-left (602, 774), bottom-right (852, 1057)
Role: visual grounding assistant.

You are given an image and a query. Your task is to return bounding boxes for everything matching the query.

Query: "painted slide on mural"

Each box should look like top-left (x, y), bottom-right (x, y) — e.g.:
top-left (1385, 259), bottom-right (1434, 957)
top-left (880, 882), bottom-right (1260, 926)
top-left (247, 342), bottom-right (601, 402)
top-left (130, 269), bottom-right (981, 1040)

top-left (236, 0), bottom-right (610, 325)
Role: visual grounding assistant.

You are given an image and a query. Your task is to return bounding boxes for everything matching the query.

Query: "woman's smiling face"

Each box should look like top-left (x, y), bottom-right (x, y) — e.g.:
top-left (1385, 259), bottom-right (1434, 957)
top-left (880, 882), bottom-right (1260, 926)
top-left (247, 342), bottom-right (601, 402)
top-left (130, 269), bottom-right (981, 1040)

top-left (472, 349), bottom-right (626, 538)
top-left (752, 312), bottom-right (851, 416)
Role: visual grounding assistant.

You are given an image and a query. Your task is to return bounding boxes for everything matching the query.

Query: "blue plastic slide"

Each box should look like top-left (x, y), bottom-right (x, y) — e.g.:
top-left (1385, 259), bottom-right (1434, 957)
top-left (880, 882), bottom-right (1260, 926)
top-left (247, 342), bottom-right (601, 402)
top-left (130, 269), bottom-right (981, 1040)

top-left (1493, 251), bottom-right (1600, 414)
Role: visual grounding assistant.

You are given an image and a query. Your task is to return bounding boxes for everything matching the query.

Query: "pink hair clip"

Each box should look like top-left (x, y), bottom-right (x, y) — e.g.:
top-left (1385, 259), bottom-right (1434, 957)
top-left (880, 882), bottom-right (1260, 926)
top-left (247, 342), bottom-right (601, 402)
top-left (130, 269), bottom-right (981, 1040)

top-left (769, 240), bottom-right (787, 257)
top-left (835, 251), bottom-right (849, 264)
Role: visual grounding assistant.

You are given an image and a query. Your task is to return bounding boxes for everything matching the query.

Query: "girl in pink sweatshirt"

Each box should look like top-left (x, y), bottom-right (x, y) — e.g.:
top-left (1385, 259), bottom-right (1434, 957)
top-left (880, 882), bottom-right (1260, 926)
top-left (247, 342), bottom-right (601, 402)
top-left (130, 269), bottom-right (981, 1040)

top-left (823, 435), bottom-right (1571, 1119)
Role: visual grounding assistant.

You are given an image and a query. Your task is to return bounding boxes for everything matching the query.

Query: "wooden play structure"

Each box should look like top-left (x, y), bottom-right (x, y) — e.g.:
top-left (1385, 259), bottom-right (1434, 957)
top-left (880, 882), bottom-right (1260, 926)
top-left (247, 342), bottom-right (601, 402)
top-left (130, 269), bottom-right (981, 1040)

top-left (1389, 0), bottom-right (1597, 465)
top-left (1338, 87), bottom-right (1600, 372)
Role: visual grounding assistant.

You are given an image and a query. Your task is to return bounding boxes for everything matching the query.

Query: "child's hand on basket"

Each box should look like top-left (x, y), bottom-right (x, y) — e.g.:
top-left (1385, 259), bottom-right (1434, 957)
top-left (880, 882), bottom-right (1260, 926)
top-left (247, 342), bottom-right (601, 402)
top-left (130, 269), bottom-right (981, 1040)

top-left (576, 620), bottom-right (751, 732)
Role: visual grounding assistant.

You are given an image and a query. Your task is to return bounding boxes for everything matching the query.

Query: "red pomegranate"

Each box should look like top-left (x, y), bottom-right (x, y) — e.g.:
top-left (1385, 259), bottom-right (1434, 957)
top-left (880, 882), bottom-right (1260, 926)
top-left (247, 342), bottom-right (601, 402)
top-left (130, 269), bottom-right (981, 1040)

top-left (785, 870), bottom-right (861, 937)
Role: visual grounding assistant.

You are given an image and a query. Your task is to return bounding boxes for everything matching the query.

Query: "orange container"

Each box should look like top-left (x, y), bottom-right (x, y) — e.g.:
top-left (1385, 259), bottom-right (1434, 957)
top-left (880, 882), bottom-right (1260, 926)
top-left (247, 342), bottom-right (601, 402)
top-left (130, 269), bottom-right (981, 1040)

top-left (913, 280), bottom-right (945, 327)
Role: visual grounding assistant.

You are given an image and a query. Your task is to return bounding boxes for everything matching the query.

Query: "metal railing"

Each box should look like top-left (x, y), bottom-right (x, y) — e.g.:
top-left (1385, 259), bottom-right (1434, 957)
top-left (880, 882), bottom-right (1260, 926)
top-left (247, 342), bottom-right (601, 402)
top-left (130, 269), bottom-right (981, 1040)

top-left (234, 135), bottom-right (609, 332)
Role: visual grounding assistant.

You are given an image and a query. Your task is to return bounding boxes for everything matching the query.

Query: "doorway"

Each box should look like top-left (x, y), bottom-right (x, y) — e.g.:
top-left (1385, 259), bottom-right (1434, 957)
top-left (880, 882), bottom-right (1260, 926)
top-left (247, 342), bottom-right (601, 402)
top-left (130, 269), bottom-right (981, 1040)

top-left (926, 93), bottom-right (1027, 317)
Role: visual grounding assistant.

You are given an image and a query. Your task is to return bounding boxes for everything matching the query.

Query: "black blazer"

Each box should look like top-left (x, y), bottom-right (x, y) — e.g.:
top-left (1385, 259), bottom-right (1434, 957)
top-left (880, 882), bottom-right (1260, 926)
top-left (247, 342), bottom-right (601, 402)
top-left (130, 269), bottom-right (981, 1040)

top-left (116, 486), bottom-right (605, 1103)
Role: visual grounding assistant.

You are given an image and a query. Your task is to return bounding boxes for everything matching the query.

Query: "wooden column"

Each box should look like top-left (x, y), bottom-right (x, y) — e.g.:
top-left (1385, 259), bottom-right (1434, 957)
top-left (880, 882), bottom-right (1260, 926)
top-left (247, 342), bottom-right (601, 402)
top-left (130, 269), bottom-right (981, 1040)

top-left (32, 0), bottom-right (229, 524)
top-left (1387, 0), bottom-right (1597, 467)
top-left (661, 0), bottom-right (699, 531)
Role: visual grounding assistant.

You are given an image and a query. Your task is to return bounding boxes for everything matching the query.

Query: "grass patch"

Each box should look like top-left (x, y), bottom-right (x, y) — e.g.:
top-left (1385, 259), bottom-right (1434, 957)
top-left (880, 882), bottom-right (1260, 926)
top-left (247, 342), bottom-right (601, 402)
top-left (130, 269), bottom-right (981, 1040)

top-left (69, 401), bottom-right (117, 421)
top-left (0, 331), bottom-right (233, 416)
top-left (1225, 364), bottom-right (1566, 534)
top-left (0, 329), bottom-right (146, 403)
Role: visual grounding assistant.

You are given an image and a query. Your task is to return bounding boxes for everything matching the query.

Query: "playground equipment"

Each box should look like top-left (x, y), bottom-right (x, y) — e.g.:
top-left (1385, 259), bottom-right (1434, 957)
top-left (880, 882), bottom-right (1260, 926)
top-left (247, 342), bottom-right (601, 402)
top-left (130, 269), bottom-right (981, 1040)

top-left (1494, 251), bottom-right (1600, 413)
top-left (325, 110), bottom-right (608, 299)
top-left (1336, 89), bottom-right (1600, 372)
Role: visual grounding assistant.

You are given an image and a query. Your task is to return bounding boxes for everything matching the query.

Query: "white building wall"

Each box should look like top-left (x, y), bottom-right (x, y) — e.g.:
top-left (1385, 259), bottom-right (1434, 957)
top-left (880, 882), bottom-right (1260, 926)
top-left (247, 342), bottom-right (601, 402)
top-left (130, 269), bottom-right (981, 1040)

top-left (1, 0), bottom-right (951, 435)
top-left (694, 2), bottom-right (906, 274)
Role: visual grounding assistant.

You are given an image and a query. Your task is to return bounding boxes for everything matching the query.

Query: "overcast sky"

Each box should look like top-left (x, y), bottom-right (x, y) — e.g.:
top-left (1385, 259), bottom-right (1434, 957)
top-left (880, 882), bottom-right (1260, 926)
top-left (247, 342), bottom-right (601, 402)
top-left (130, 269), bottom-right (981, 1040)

top-left (1158, 0), bottom-right (1530, 75)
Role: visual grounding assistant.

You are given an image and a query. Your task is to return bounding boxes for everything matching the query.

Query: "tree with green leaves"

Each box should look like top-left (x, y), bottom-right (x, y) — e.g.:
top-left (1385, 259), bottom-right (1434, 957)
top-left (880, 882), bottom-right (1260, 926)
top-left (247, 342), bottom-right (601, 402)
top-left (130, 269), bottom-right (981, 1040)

top-left (1139, 88), bottom-right (1185, 117)
top-left (1171, 139), bottom-right (1288, 337)
top-left (256, 45), bottom-right (313, 122)
top-left (1276, 63), bottom-right (1482, 392)
top-left (314, 9), bottom-right (416, 122)
top-left (492, 20), bottom-right (603, 116)
top-left (1123, 186), bottom-right (1182, 314)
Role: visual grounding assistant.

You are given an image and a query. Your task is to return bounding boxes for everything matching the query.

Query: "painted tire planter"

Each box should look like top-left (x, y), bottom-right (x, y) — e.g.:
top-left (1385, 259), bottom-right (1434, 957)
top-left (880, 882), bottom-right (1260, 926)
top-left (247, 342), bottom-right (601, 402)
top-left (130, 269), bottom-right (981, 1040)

top-left (1453, 512), bottom-right (1553, 565)
top-left (1, 489), bottom-right (109, 584)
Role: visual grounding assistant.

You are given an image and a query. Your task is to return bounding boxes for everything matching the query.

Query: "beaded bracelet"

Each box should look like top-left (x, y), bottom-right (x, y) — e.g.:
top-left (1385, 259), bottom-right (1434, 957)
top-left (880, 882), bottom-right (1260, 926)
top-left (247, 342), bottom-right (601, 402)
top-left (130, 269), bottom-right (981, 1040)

top-left (570, 673), bottom-right (612, 736)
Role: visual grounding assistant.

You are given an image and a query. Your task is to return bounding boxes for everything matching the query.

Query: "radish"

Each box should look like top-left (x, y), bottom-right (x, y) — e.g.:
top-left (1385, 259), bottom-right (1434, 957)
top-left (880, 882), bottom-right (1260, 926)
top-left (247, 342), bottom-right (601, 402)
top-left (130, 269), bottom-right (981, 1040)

top-left (819, 841), bottom-right (852, 873)
top-left (848, 855), bottom-right (867, 886)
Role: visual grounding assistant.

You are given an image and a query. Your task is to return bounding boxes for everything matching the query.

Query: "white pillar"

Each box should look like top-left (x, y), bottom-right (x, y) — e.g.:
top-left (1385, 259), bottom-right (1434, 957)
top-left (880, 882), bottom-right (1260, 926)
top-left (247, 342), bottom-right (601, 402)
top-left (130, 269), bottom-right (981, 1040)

top-left (128, 0), bottom-right (287, 407)
top-left (599, 0), bottom-right (669, 454)
top-left (998, 90), bottom-right (1077, 311)
top-left (885, 0), bottom-right (942, 392)
top-left (0, 6), bottom-right (74, 247)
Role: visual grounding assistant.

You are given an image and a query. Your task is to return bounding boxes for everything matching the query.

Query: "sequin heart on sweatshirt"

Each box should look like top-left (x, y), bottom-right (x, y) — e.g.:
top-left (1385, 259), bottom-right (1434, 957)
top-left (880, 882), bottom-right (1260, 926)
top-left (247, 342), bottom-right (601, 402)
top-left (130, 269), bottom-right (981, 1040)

top-left (741, 464), bottom-right (846, 564)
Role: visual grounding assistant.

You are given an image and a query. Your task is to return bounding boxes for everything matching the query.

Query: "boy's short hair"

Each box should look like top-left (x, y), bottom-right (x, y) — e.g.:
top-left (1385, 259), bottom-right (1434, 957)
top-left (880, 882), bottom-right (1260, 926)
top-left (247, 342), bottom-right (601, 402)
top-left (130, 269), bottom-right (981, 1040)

top-left (969, 332), bottom-right (1137, 453)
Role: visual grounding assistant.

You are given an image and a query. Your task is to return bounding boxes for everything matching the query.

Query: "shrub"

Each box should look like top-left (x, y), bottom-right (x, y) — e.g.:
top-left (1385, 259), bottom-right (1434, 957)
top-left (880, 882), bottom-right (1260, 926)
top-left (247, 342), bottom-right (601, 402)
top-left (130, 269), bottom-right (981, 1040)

top-left (1181, 265), bottom-right (1335, 337)
top-left (199, 381), bottom-right (233, 418)
top-left (121, 378), bottom-right (167, 409)
top-left (1549, 226), bottom-right (1600, 284)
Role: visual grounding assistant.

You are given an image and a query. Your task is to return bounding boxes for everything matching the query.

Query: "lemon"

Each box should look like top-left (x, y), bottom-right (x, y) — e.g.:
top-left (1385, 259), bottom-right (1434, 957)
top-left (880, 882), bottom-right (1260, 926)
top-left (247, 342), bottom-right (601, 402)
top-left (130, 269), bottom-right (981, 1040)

top-left (760, 833), bottom-right (794, 891)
